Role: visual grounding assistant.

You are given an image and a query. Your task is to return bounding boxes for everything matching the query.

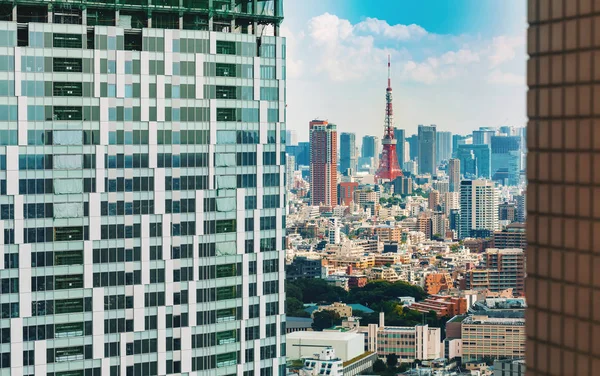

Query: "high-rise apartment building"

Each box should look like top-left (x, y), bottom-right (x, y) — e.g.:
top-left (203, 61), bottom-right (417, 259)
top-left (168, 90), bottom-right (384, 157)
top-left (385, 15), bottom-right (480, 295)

top-left (0, 1), bottom-right (286, 375)
top-left (286, 154), bottom-right (296, 191)
top-left (526, 3), bottom-right (600, 375)
top-left (465, 248), bottom-right (526, 295)
top-left (436, 131), bottom-right (452, 164)
top-left (515, 191), bottom-right (526, 223)
top-left (394, 128), bottom-right (406, 171)
top-left (448, 158), bottom-right (461, 192)
top-left (460, 180), bottom-right (499, 239)
top-left (339, 132), bottom-right (357, 176)
top-left (444, 192), bottom-right (460, 216)
top-left (418, 125), bottom-right (437, 175)
top-left (310, 120), bottom-right (337, 207)
top-left (492, 223), bottom-right (526, 250)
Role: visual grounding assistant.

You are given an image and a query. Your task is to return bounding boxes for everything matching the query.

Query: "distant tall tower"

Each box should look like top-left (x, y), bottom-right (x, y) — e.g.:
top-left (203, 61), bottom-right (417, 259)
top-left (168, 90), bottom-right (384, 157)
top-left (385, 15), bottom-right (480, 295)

top-left (310, 120), bottom-right (337, 207)
top-left (394, 128), bottom-right (406, 170)
top-left (448, 158), bottom-right (461, 192)
top-left (376, 56), bottom-right (403, 181)
top-left (418, 125), bottom-right (437, 175)
top-left (340, 132), bottom-right (358, 175)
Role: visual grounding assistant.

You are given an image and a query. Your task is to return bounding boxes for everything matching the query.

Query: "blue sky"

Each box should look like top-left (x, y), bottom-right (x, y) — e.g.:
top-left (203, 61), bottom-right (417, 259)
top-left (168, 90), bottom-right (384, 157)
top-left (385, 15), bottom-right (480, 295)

top-left (282, 0), bottom-right (527, 141)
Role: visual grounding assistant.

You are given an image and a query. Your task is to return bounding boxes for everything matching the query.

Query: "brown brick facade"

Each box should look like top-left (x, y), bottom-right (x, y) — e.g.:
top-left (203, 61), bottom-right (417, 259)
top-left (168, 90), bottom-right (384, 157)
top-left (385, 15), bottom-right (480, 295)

top-left (527, 0), bottom-right (600, 374)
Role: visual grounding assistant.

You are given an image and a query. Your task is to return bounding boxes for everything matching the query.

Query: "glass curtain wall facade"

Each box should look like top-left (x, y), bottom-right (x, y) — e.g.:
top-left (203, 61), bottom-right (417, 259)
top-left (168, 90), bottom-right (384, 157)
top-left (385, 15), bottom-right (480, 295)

top-left (0, 2), bottom-right (286, 375)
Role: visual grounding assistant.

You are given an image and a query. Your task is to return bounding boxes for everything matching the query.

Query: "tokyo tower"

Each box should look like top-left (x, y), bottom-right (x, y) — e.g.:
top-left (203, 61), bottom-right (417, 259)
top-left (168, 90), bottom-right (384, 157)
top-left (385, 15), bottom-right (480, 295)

top-left (375, 55), bottom-right (403, 181)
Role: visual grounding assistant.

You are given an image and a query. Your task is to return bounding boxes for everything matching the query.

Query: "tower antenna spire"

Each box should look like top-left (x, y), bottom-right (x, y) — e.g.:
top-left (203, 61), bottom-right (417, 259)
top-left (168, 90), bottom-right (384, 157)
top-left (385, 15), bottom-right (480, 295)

top-left (388, 54), bottom-right (391, 89)
top-left (376, 55), bottom-right (403, 182)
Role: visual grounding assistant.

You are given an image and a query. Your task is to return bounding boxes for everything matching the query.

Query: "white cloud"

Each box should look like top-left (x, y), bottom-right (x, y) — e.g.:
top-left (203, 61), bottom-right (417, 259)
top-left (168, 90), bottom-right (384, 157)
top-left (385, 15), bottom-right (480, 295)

top-left (403, 61), bottom-right (438, 84)
top-left (441, 49), bottom-right (480, 64)
top-left (488, 36), bottom-right (525, 67)
top-left (280, 26), bottom-right (305, 79)
top-left (307, 13), bottom-right (354, 45)
top-left (295, 13), bottom-right (524, 86)
top-left (488, 70), bottom-right (525, 85)
top-left (354, 17), bottom-right (428, 40)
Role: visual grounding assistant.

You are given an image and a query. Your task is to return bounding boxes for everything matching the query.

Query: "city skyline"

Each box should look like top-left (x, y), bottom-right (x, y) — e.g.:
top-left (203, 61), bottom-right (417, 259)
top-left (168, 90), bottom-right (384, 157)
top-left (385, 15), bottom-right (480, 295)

top-left (283, 0), bottom-right (527, 141)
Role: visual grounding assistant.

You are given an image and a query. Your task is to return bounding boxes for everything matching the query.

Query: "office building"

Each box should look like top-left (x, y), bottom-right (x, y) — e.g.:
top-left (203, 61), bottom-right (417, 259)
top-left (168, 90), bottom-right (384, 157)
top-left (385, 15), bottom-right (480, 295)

top-left (452, 134), bottom-right (471, 157)
top-left (375, 325), bottom-right (442, 362)
top-left (461, 315), bottom-right (525, 362)
top-left (339, 132), bottom-right (357, 176)
top-left (286, 331), bottom-right (365, 362)
top-left (287, 141), bottom-right (310, 167)
top-left (457, 144), bottom-right (491, 179)
top-left (403, 160), bottom-right (418, 176)
top-left (0, 1), bottom-right (286, 375)
top-left (393, 176), bottom-right (413, 196)
top-left (460, 180), bottom-right (499, 239)
top-left (448, 158), bottom-right (461, 192)
top-left (310, 120), bottom-right (337, 207)
top-left (394, 128), bottom-right (406, 170)
top-left (498, 202), bottom-right (517, 222)
top-left (418, 125), bottom-right (437, 175)
top-left (338, 182), bottom-right (358, 206)
top-left (436, 131), bottom-right (452, 164)
top-left (286, 154), bottom-right (296, 190)
top-left (491, 135), bottom-right (522, 186)
top-left (286, 129), bottom-right (298, 146)
top-left (406, 134), bottom-right (419, 161)
top-left (492, 223), bottom-right (526, 250)
top-left (494, 359), bottom-right (526, 376)
top-left (286, 257), bottom-right (324, 280)
top-left (465, 248), bottom-right (525, 295)
top-left (361, 135), bottom-right (378, 160)
top-left (472, 127), bottom-right (496, 145)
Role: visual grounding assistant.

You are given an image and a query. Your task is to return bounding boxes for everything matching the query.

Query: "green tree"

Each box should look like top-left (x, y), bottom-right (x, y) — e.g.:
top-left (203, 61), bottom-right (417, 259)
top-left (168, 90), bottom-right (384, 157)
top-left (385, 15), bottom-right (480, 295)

top-left (386, 353), bottom-right (399, 368)
top-left (312, 310), bottom-right (341, 331)
top-left (286, 297), bottom-right (305, 315)
top-left (285, 282), bottom-right (303, 301)
top-left (373, 359), bottom-right (386, 373)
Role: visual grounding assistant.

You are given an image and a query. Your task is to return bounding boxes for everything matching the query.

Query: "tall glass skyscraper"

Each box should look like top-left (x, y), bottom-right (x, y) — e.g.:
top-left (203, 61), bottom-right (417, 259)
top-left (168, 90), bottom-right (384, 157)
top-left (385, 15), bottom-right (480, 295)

top-left (457, 144), bottom-right (491, 179)
top-left (339, 132), bottom-right (357, 175)
top-left (393, 128), bottom-right (405, 171)
top-left (418, 124), bottom-right (436, 175)
top-left (436, 131), bottom-right (452, 164)
top-left (0, 1), bottom-right (286, 375)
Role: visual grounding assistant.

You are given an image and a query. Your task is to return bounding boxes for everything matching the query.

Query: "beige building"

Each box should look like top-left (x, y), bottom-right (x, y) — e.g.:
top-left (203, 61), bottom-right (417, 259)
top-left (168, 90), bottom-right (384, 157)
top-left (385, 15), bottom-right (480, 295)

top-left (316, 302), bottom-right (353, 319)
top-left (368, 267), bottom-right (400, 282)
top-left (373, 225), bottom-right (402, 243)
top-left (461, 315), bottom-right (525, 362)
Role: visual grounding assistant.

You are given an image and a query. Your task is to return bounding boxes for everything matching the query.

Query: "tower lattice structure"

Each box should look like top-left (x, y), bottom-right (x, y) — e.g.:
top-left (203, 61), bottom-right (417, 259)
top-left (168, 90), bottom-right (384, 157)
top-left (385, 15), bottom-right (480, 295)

top-left (376, 56), bottom-right (403, 181)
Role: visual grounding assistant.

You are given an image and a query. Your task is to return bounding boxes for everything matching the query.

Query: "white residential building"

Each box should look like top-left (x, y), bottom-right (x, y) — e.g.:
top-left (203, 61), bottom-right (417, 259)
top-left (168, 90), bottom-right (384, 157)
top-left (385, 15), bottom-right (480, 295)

top-left (460, 179), bottom-right (499, 238)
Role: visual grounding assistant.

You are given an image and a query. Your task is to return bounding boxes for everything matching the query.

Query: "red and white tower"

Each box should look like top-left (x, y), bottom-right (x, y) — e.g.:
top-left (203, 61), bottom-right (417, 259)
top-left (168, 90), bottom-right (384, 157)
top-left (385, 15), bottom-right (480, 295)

top-left (376, 56), bottom-right (403, 181)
